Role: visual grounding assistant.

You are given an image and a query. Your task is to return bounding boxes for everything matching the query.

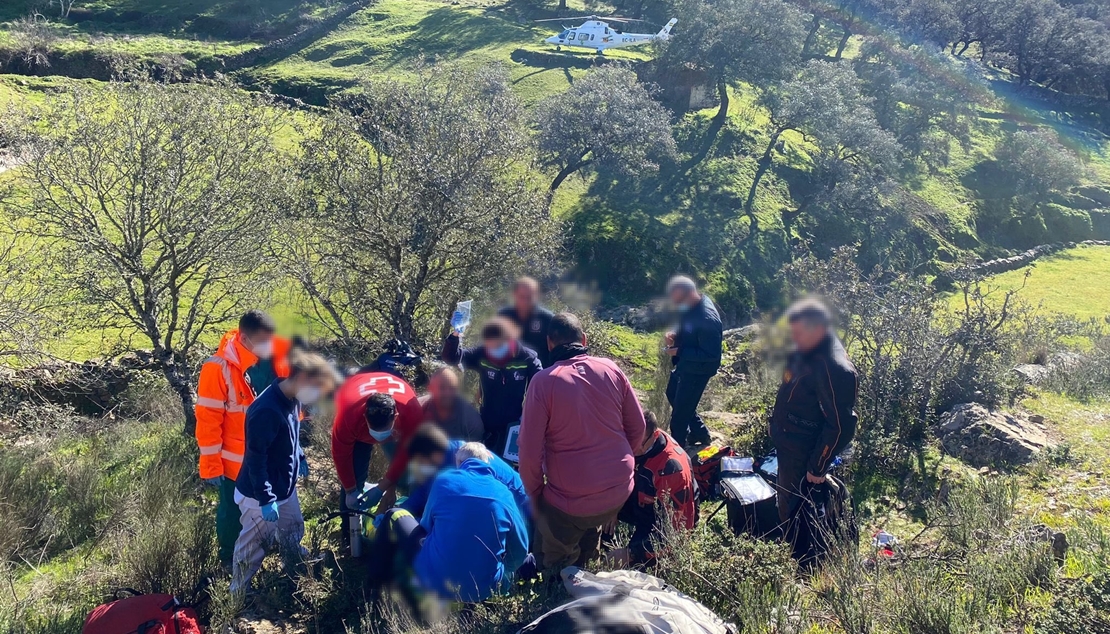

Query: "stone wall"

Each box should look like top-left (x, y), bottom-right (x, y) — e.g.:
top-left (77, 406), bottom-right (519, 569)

top-left (934, 240), bottom-right (1110, 289)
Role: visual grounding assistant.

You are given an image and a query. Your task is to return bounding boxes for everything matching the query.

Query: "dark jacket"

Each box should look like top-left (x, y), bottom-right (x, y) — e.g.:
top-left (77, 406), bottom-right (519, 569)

top-left (497, 305), bottom-right (555, 368)
top-left (442, 336), bottom-right (543, 450)
top-left (769, 334), bottom-right (859, 476)
top-left (236, 381), bottom-right (303, 505)
top-left (673, 295), bottom-right (723, 376)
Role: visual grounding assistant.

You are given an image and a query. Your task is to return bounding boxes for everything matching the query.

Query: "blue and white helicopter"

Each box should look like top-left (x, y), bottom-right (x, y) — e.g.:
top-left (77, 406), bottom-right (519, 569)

top-left (540, 16), bottom-right (678, 55)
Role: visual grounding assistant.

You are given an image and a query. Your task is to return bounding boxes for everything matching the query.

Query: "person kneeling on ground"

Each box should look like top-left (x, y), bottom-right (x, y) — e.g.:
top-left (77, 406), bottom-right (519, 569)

top-left (331, 371), bottom-right (424, 514)
top-left (607, 411), bottom-right (697, 567)
top-left (231, 351), bottom-right (341, 593)
top-left (369, 443), bottom-right (530, 603)
top-left (399, 424), bottom-right (529, 522)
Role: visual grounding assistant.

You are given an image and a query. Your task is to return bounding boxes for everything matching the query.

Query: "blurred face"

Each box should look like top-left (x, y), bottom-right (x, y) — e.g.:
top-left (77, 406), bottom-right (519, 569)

top-left (241, 329), bottom-right (275, 359)
top-left (292, 372), bottom-right (335, 406)
top-left (513, 283), bottom-right (538, 314)
top-left (636, 429), bottom-right (658, 456)
top-left (429, 370), bottom-right (460, 406)
top-left (408, 452), bottom-right (445, 484)
top-left (484, 334), bottom-right (511, 358)
top-left (670, 287), bottom-right (692, 310)
top-left (790, 320), bottom-right (828, 353)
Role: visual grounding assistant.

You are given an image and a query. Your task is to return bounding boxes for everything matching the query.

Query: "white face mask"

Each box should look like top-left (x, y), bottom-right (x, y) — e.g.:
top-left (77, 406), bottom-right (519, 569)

top-left (408, 462), bottom-right (439, 484)
top-left (251, 338), bottom-right (274, 360)
top-left (368, 426), bottom-right (393, 442)
top-left (295, 385), bottom-right (321, 406)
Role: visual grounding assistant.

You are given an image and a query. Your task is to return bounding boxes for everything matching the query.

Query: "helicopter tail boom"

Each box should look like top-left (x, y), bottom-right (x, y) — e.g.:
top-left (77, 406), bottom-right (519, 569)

top-left (656, 18), bottom-right (677, 39)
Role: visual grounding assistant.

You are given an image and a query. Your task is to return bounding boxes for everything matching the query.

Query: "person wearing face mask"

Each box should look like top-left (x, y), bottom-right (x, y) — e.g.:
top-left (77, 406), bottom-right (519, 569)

top-left (399, 424), bottom-right (529, 521)
top-left (230, 351), bottom-right (341, 593)
top-left (195, 309), bottom-right (281, 567)
top-left (441, 317), bottom-right (542, 458)
top-left (331, 372), bottom-right (424, 515)
top-left (664, 276), bottom-right (723, 448)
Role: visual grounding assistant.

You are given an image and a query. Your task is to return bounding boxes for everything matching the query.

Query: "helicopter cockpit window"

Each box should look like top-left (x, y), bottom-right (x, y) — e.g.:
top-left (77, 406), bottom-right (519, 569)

top-left (558, 30), bottom-right (569, 39)
top-left (567, 31), bottom-right (576, 40)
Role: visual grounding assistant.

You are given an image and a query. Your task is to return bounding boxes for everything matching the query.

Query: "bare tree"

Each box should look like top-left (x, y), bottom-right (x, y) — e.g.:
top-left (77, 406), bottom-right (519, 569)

top-left (281, 63), bottom-right (557, 344)
top-left (6, 13), bottom-right (57, 69)
top-left (0, 234), bottom-right (61, 363)
top-left (4, 78), bottom-right (287, 434)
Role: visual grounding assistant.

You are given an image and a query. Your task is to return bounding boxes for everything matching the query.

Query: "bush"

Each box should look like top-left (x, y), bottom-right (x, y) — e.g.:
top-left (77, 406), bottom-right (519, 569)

top-left (782, 248), bottom-right (1045, 476)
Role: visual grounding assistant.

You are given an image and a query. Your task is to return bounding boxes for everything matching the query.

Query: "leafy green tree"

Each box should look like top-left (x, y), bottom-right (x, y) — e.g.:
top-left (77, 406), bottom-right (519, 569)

top-left (535, 65), bottom-right (677, 194)
top-left (855, 39), bottom-right (980, 169)
top-left (746, 60), bottom-right (899, 238)
top-left (659, 0), bottom-right (806, 127)
top-left (996, 128), bottom-right (1083, 214)
top-left (5, 78), bottom-right (286, 433)
top-left (282, 64), bottom-right (557, 343)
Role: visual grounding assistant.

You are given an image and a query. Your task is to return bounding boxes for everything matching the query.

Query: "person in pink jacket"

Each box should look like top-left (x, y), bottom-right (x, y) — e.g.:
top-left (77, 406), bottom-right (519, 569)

top-left (519, 312), bottom-right (646, 569)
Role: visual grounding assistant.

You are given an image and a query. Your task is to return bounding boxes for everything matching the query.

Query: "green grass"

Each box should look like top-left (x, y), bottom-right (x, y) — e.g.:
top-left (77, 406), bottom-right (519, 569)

top-left (246, 0), bottom-right (650, 107)
top-left (957, 245), bottom-right (1110, 321)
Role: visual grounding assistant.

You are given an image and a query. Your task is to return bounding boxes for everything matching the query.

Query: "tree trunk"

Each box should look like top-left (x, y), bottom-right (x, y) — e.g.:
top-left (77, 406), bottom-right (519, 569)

top-left (834, 23), bottom-right (852, 60)
top-left (743, 129), bottom-right (783, 221)
top-left (558, 0), bottom-right (567, 9)
top-left (549, 162), bottom-right (580, 193)
top-left (160, 357), bottom-right (197, 436)
top-left (954, 41), bottom-right (970, 57)
top-left (802, 16), bottom-right (821, 58)
top-left (713, 79), bottom-right (730, 124)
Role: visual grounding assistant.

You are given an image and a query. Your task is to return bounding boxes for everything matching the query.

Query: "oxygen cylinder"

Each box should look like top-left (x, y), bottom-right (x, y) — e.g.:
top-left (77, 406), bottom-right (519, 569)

top-left (349, 514), bottom-right (362, 558)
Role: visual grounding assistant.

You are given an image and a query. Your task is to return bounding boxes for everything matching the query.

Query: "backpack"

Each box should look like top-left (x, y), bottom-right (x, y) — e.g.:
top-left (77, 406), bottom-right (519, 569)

top-left (788, 474), bottom-right (858, 569)
top-left (82, 590), bottom-right (202, 634)
top-left (691, 446), bottom-right (735, 500)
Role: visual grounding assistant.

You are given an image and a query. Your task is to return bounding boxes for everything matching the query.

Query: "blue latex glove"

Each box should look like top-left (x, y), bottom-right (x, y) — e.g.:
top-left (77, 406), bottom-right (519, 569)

top-left (299, 456), bottom-right (309, 479)
top-left (203, 476), bottom-right (223, 486)
top-left (260, 501), bottom-right (280, 523)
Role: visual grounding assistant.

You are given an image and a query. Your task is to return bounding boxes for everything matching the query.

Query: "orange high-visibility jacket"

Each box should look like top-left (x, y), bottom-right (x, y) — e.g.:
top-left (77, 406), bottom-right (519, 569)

top-left (194, 331), bottom-right (292, 480)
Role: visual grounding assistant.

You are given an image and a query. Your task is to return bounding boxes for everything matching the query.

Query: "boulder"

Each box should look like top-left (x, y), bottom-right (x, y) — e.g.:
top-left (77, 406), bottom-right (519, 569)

top-left (938, 403), bottom-right (1053, 467)
top-left (1013, 363), bottom-right (1050, 385)
top-left (723, 324), bottom-right (762, 343)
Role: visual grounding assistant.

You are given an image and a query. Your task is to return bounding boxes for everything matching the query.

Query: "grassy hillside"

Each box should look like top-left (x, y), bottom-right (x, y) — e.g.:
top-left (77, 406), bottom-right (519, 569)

top-left (948, 244), bottom-right (1110, 321)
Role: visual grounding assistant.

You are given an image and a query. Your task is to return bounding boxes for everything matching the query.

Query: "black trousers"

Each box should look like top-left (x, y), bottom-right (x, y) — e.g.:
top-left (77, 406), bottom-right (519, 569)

top-left (666, 370), bottom-right (712, 447)
top-left (774, 451), bottom-right (810, 523)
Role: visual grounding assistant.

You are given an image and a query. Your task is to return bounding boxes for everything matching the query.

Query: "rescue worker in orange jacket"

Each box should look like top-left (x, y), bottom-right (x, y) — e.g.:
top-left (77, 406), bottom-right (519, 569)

top-left (195, 310), bottom-right (290, 565)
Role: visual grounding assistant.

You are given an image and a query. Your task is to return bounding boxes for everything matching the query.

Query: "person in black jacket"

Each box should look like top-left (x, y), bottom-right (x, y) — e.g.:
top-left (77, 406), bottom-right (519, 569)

top-left (442, 316), bottom-right (542, 458)
top-left (497, 276), bottom-right (555, 368)
top-left (232, 351), bottom-right (340, 593)
top-left (769, 298), bottom-right (859, 523)
top-left (664, 276), bottom-right (723, 447)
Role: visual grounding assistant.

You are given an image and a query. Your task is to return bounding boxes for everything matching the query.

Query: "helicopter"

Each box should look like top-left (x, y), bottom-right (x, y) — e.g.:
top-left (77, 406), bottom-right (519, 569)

top-left (539, 16), bottom-right (677, 55)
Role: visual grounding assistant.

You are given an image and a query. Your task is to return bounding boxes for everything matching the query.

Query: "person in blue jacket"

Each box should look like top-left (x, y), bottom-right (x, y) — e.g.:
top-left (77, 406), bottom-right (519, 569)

top-left (664, 276), bottom-right (723, 447)
top-left (400, 425), bottom-right (529, 522)
top-left (369, 442), bottom-right (530, 603)
top-left (231, 351), bottom-right (341, 593)
top-left (442, 317), bottom-right (542, 458)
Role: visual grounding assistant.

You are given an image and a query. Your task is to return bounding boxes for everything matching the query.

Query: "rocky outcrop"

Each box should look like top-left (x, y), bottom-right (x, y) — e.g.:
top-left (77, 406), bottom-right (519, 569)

top-left (1013, 364), bottom-right (1051, 385)
top-left (937, 403), bottom-right (1054, 467)
top-left (597, 300), bottom-right (671, 331)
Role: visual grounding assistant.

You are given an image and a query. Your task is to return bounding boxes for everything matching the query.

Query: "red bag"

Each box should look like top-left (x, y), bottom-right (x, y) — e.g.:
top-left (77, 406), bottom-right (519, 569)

top-left (692, 445), bottom-right (735, 500)
top-left (82, 591), bottom-right (203, 634)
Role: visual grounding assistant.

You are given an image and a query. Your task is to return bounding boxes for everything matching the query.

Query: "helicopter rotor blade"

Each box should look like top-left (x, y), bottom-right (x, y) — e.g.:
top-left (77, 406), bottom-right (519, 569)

top-left (534, 16), bottom-right (594, 21)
